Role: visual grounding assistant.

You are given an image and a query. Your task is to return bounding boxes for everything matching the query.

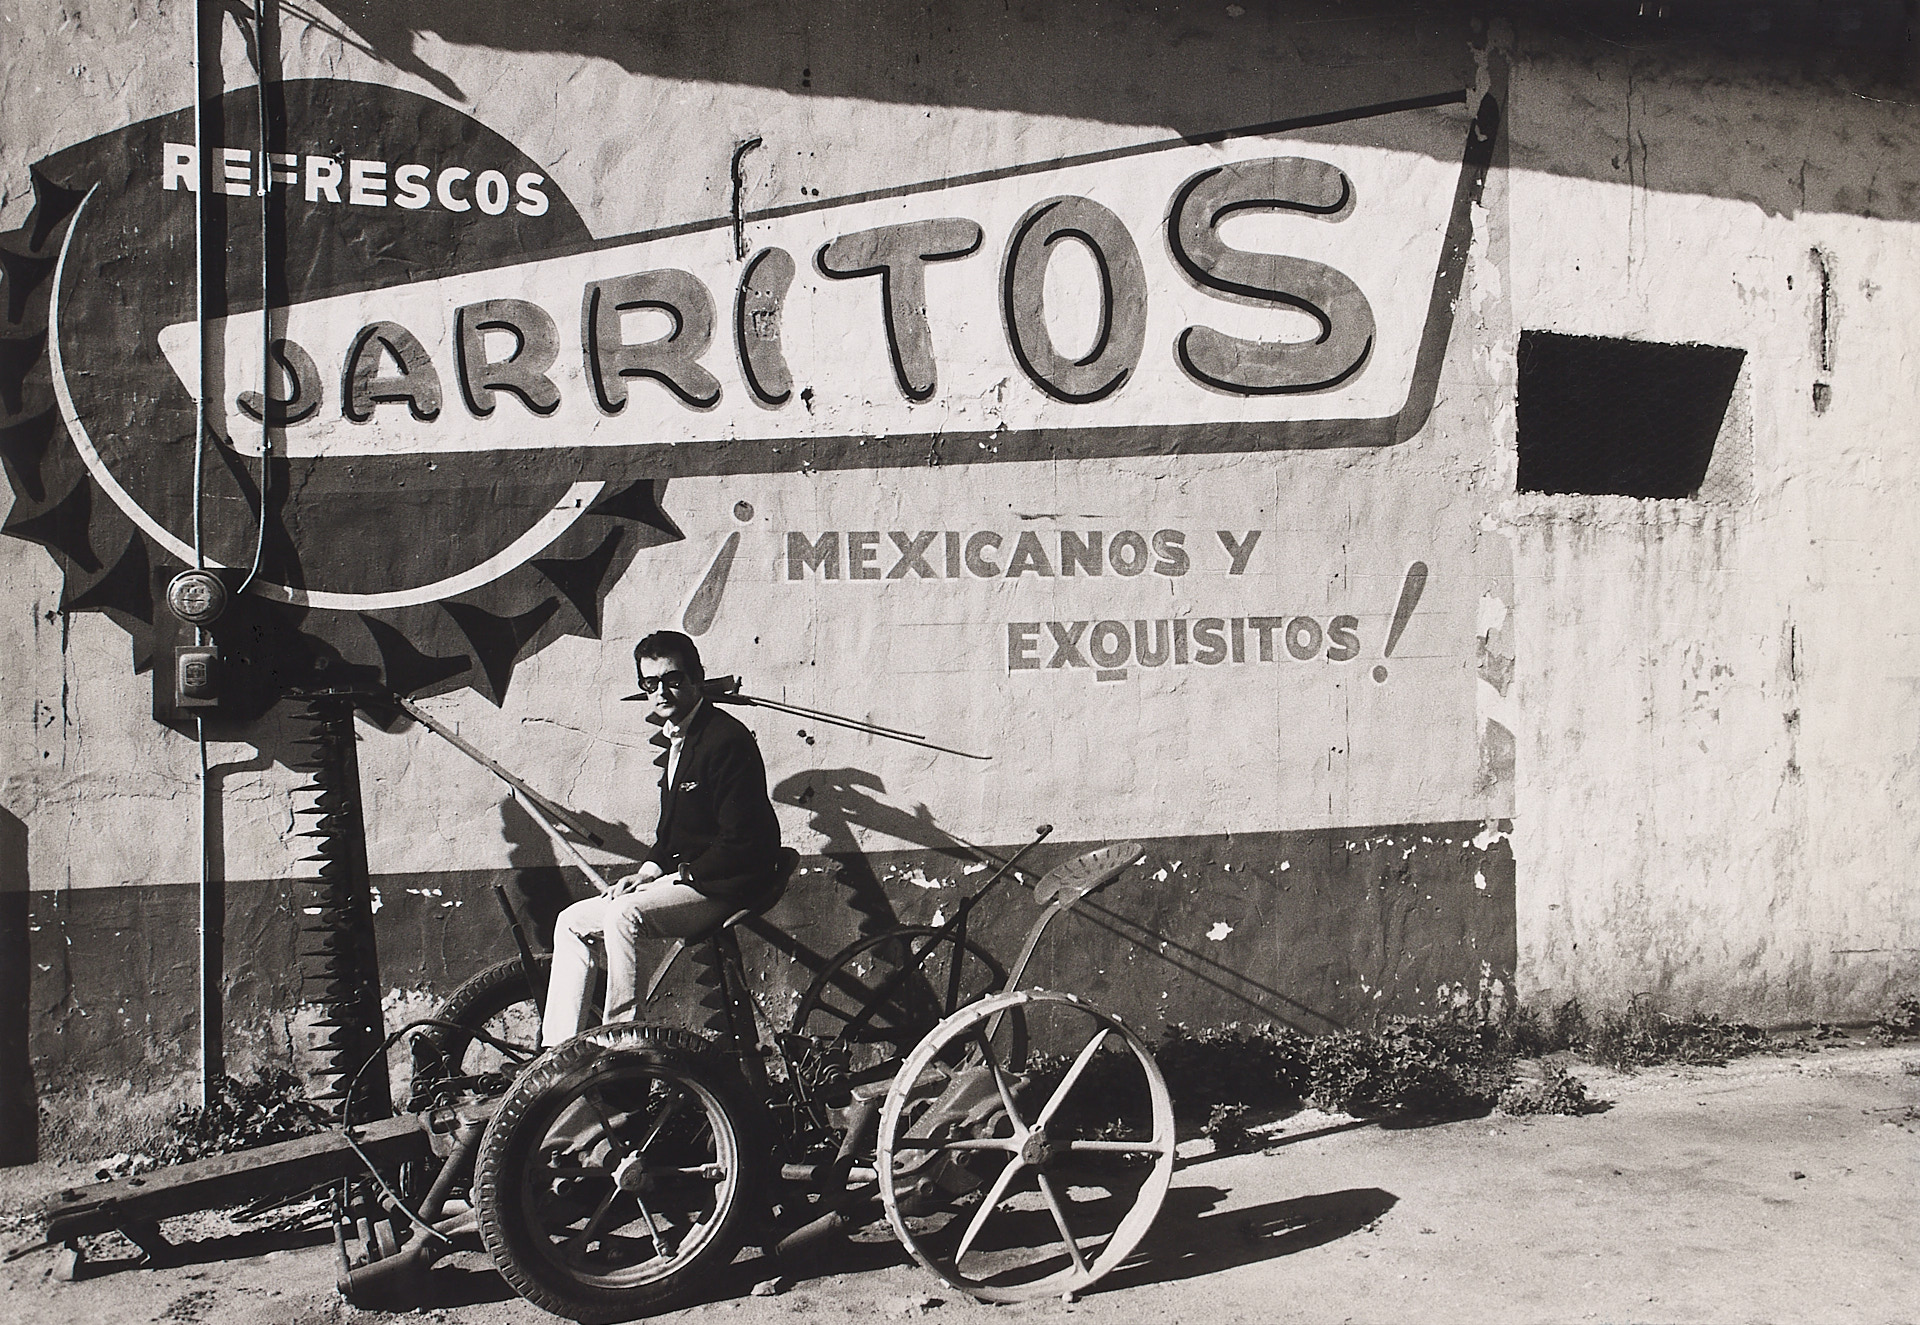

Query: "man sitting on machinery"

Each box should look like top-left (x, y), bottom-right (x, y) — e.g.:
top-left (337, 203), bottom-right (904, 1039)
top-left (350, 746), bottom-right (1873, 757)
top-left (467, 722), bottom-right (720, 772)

top-left (539, 630), bottom-right (783, 1047)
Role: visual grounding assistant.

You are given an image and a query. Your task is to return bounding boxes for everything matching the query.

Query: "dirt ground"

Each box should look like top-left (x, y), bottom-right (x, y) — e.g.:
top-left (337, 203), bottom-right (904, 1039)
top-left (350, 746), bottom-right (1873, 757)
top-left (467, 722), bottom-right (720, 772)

top-left (3, 1042), bottom-right (1915, 1325)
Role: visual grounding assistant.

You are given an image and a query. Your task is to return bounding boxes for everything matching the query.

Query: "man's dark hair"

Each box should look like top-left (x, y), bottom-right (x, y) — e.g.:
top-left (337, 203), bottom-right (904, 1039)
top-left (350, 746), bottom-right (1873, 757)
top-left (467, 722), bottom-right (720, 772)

top-left (634, 630), bottom-right (704, 681)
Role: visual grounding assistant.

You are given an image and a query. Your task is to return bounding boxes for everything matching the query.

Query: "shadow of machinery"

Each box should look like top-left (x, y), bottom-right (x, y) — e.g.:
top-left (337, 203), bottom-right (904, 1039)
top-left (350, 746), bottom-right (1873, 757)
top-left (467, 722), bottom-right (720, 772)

top-left (766, 766), bottom-right (1346, 1032)
top-left (51, 1219), bottom-right (338, 1280)
top-left (1101, 1183), bottom-right (1400, 1291)
top-left (397, 1184), bottom-right (1399, 1308)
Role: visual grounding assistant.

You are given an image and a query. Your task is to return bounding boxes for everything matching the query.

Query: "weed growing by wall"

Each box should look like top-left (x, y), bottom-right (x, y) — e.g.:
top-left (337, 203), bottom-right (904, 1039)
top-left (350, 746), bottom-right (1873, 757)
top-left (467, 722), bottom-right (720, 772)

top-left (1871, 994), bottom-right (1920, 1044)
top-left (1149, 1017), bottom-right (1532, 1120)
top-left (1578, 999), bottom-right (1773, 1071)
top-left (1484, 996), bottom-right (1779, 1072)
top-left (145, 987), bottom-right (1860, 1166)
top-left (1305, 1020), bottom-right (1515, 1116)
top-left (1498, 1065), bottom-right (1596, 1116)
top-left (1153, 1022), bottom-right (1312, 1115)
top-left (1490, 999), bottom-right (1592, 1059)
top-left (154, 1069), bottom-right (331, 1165)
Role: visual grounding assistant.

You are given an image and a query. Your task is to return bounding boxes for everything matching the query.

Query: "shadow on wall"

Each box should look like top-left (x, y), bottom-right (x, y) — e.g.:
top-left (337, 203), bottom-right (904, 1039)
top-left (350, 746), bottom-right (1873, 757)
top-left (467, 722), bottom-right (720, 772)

top-left (765, 767), bottom-right (1371, 1034)
top-left (772, 766), bottom-right (980, 940)
top-left (497, 790), bottom-right (637, 950)
top-left (315, 0), bottom-right (1476, 142)
top-left (432, 763), bottom-right (997, 1015)
top-left (203, 742), bottom-right (274, 1066)
top-left (16, 752), bottom-right (1513, 1087)
top-left (357, 789), bottom-right (618, 992)
top-left (1, 807), bottom-right (32, 1164)
top-left (301, 0), bottom-right (1920, 224)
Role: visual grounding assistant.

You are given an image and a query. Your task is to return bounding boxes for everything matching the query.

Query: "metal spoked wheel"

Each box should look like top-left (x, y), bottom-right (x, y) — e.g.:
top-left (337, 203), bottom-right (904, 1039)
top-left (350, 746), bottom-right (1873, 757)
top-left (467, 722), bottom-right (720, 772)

top-left (474, 1024), bottom-right (766, 1324)
top-left (876, 989), bottom-right (1176, 1303)
top-left (792, 926), bottom-right (1008, 1079)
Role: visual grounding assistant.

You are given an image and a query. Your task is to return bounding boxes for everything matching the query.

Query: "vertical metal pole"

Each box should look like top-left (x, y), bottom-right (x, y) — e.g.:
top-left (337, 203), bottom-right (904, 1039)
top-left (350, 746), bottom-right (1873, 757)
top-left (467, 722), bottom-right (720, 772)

top-left (198, 716), bottom-right (223, 1105)
top-left (191, 0), bottom-right (209, 572)
top-left (192, 0), bottom-right (221, 1108)
top-left (239, 0), bottom-right (273, 593)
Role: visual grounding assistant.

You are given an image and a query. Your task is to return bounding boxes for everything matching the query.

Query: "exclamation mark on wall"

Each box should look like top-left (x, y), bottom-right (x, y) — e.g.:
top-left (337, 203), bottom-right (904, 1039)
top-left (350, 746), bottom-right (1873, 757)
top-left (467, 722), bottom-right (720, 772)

top-left (681, 501), bottom-right (756, 636)
top-left (1372, 561), bottom-right (1428, 683)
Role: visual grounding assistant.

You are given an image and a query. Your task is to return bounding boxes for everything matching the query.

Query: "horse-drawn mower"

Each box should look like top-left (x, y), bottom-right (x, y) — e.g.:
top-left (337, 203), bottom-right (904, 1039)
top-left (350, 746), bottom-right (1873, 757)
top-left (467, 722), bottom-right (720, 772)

top-left (21, 691), bottom-right (1172, 1321)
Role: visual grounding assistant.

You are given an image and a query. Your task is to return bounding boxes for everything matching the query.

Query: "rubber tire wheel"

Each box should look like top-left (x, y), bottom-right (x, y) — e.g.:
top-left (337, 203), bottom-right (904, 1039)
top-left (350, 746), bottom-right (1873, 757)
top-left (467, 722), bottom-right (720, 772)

top-left (409, 955), bottom-right (555, 1108)
top-left (474, 1024), bottom-right (767, 1323)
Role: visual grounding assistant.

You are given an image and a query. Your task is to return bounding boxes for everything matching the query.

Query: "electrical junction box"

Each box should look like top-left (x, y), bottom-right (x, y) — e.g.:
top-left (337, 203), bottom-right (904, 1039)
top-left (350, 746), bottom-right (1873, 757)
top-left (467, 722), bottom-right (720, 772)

top-left (174, 645), bottom-right (220, 708)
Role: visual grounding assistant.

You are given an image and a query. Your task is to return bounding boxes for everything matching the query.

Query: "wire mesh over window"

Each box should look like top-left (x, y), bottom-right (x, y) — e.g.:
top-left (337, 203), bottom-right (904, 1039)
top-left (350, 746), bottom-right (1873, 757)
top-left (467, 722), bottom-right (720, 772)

top-left (1516, 332), bottom-right (1747, 499)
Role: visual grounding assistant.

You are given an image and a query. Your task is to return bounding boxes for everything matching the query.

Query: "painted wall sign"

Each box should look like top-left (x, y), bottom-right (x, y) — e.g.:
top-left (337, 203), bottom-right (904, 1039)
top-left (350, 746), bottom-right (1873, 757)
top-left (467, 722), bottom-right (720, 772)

top-left (0, 6), bottom-right (1539, 1083)
top-left (1, 77), bottom-right (1494, 709)
top-left (156, 97), bottom-right (1492, 468)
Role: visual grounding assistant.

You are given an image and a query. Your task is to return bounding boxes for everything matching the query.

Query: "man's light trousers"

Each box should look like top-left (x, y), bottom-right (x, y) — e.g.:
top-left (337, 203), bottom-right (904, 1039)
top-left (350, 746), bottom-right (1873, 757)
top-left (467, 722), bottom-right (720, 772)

top-left (539, 878), bottom-right (731, 1047)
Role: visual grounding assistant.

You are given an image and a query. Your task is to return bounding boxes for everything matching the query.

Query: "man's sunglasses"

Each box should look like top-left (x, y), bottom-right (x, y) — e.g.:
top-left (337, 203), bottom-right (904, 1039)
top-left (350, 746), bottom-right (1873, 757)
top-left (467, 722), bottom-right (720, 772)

top-left (630, 671), bottom-right (696, 696)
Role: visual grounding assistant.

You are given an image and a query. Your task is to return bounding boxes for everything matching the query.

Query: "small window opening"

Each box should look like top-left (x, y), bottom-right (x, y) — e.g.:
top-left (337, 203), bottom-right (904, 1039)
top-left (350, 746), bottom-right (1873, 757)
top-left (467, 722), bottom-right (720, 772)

top-left (1516, 331), bottom-right (1745, 499)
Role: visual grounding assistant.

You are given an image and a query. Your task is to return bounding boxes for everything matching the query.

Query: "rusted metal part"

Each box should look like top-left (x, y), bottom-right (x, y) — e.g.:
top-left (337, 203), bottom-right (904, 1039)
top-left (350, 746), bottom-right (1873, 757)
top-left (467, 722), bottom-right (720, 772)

top-left (337, 1116), bottom-right (487, 1306)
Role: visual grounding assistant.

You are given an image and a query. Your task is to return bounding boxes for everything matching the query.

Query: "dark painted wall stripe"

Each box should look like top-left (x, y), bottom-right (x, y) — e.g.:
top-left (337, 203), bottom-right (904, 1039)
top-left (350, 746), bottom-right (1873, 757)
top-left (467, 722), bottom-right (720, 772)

top-left (22, 822), bottom-right (1513, 1089)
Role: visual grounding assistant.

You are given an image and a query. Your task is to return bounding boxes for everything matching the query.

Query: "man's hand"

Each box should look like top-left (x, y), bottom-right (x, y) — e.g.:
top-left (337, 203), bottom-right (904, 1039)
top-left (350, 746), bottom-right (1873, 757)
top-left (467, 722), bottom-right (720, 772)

top-left (612, 860), bottom-right (668, 895)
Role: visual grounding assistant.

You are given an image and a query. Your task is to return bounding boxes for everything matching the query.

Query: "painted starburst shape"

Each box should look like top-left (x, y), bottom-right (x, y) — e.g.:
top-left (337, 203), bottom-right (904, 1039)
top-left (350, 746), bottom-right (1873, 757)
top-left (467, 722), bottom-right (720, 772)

top-left (0, 81), bottom-right (682, 717)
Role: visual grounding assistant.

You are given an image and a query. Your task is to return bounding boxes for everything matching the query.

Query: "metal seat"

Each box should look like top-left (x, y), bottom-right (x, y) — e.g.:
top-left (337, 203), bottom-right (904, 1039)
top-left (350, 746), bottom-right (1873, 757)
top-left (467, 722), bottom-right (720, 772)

top-left (711, 846), bottom-right (799, 934)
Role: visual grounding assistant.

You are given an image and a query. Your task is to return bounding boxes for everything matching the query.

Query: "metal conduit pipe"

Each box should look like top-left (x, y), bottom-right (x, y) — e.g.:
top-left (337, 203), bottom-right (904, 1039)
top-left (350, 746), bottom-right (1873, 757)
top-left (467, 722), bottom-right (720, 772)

top-left (192, 0), bottom-right (222, 1110)
top-left (191, 0), bottom-right (209, 574)
top-left (189, 0), bottom-right (281, 1110)
top-left (239, 0), bottom-right (272, 593)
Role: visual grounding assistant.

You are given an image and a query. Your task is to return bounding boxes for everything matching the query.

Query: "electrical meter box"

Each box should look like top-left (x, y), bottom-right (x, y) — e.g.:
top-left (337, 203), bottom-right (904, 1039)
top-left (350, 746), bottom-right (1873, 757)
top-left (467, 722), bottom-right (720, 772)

top-left (173, 645), bottom-right (220, 709)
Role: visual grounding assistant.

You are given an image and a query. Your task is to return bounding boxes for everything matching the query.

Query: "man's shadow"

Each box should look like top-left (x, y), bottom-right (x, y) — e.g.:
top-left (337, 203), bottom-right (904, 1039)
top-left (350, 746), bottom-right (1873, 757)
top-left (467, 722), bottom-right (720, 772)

top-left (770, 767), bottom-right (982, 941)
top-left (749, 768), bottom-right (1014, 1016)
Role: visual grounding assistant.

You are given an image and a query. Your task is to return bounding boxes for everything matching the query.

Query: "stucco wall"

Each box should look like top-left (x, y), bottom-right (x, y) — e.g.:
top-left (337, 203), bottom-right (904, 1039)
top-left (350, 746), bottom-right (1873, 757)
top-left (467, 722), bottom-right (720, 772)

top-left (1500, 18), bottom-right (1920, 1019)
top-left (0, 2), bottom-right (1914, 1098)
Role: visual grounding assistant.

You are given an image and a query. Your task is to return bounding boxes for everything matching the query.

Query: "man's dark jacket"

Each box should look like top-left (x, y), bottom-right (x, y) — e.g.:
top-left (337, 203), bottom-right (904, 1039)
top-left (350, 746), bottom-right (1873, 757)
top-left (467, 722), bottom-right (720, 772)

top-left (644, 704), bottom-right (782, 901)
